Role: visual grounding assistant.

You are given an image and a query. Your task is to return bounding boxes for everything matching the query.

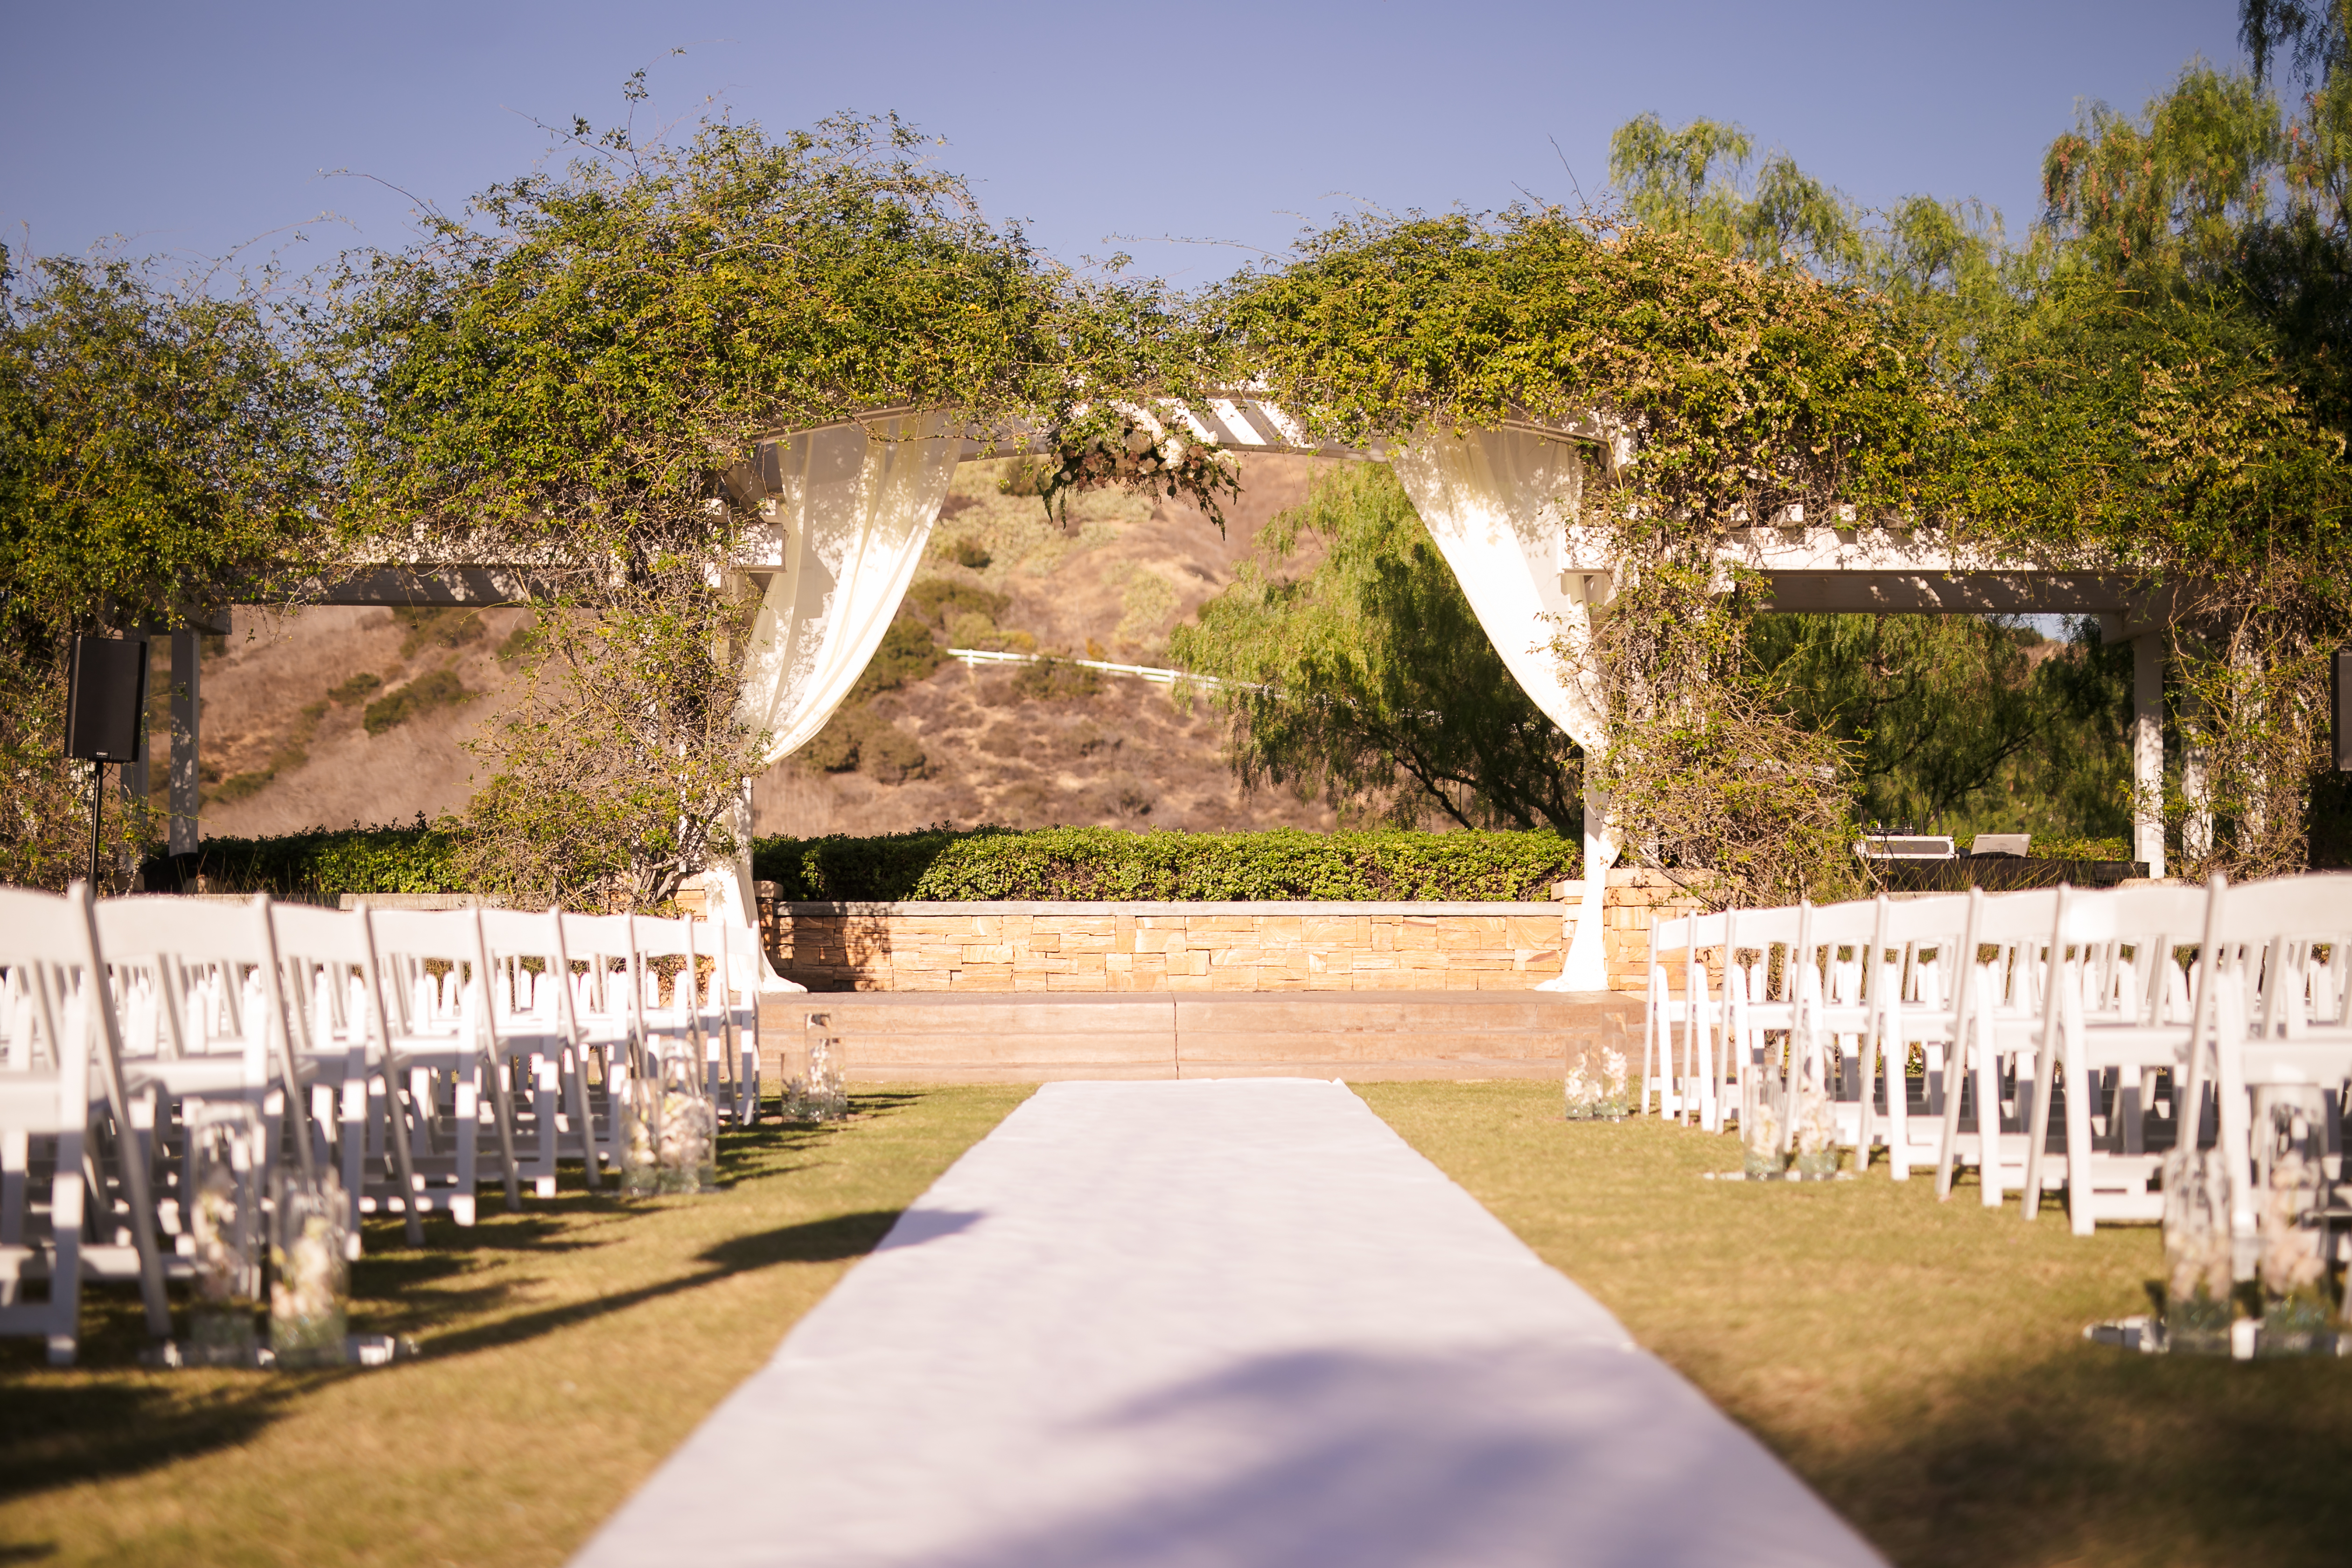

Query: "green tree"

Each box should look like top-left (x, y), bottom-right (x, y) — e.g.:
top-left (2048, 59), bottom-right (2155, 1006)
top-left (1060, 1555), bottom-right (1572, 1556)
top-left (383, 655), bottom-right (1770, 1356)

top-left (0, 250), bottom-right (324, 889)
top-left (1169, 464), bottom-right (1582, 832)
top-left (1748, 614), bottom-right (2134, 842)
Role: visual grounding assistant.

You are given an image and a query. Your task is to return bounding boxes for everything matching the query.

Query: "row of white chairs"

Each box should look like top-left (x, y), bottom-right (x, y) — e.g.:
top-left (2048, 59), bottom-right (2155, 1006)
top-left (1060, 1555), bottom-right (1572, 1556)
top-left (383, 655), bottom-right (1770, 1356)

top-left (1640, 873), bottom-right (2352, 1245)
top-left (0, 883), bottom-right (763, 1363)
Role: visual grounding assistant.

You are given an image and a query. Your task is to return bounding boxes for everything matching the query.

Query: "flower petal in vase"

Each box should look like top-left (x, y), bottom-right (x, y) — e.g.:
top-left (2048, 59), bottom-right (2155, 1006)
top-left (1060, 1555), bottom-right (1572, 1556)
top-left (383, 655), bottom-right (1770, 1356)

top-left (185, 1106), bottom-right (263, 1365)
top-left (270, 1169), bottom-right (351, 1368)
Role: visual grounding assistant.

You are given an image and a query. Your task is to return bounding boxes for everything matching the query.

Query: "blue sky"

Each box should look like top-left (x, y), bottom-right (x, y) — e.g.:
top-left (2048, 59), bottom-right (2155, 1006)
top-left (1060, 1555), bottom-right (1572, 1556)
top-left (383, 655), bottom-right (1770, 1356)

top-left (3, 1), bottom-right (2247, 287)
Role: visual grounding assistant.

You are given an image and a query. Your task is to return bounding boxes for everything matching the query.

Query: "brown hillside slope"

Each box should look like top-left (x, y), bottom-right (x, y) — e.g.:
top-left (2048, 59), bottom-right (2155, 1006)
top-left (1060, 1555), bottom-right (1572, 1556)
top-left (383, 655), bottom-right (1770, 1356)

top-left (190, 456), bottom-right (1342, 841)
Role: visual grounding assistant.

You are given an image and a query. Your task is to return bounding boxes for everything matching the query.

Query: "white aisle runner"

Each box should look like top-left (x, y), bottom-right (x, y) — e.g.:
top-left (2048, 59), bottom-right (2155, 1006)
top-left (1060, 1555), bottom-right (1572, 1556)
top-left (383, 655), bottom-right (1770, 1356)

top-left (571, 1080), bottom-right (1883, 1568)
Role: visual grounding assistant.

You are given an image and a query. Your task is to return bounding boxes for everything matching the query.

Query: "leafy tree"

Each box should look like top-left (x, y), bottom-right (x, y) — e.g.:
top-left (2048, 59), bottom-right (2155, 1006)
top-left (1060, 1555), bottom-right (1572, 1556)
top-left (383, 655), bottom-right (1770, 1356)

top-left (1169, 464), bottom-right (1582, 832)
top-left (0, 250), bottom-right (324, 889)
top-left (1748, 614), bottom-right (2134, 841)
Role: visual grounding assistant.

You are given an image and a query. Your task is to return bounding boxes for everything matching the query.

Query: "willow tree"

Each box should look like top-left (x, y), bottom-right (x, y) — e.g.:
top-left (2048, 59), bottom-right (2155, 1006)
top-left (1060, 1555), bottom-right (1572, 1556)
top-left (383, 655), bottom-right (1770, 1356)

top-left (331, 103), bottom-right (1213, 906)
top-left (1202, 207), bottom-right (1949, 902)
top-left (1169, 463), bottom-right (1583, 833)
top-left (0, 250), bottom-right (326, 889)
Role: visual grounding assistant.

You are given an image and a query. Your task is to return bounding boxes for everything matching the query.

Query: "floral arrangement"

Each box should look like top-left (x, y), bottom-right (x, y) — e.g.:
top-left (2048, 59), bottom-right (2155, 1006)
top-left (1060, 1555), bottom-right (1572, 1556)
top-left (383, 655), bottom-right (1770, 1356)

top-left (2256, 1094), bottom-right (2335, 1351)
top-left (1562, 1047), bottom-right (1630, 1120)
top-left (1740, 1094), bottom-right (1785, 1178)
top-left (1038, 413), bottom-right (1240, 533)
top-left (785, 1021), bottom-right (850, 1122)
top-left (621, 1049), bottom-right (719, 1196)
top-left (1789, 1050), bottom-right (1841, 1178)
top-left (186, 1120), bottom-right (260, 1364)
top-left (2160, 1144), bottom-right (2234, 1354)
top-left (270, 1171), bottom-right (350, 1368)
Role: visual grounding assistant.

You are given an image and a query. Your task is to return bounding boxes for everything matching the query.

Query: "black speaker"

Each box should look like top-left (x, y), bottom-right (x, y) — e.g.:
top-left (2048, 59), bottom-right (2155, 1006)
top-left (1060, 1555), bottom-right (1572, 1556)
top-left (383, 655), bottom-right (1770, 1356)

top-left (65, 635), bottom-right (147, 763)
top-left (2338, 646), bottom-right (2352, 772)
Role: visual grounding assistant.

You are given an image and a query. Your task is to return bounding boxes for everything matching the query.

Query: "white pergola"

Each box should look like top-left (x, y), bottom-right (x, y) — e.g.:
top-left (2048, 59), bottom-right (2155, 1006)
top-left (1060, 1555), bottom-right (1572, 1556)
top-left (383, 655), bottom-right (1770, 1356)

top-left (162, 397), bottom-right (2175, 991)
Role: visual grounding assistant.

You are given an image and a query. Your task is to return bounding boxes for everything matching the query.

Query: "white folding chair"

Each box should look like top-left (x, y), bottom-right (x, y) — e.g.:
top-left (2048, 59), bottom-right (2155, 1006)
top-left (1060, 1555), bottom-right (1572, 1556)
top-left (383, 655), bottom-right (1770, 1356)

top-left (1720, 903), bottom-right (1808, 1136)
top-left (1935, 887), bottom-right (2062, 1205)
top-left (1792, 898), bottom-right (1884, 1161)
top-left (268, 903), bottom-right (427, 1246)
top-left (700, 919), bottom-right (763, 1125)
top-left (1864, 893), bottom-right (1975, 1181)
top-left (0, 884), bottom-right (170, 1362)
top-left (359, 907), bottom-right (522, 1225)
top-left (2019, 881), bottom-right (2214, 1233)
top-left (2192, 875), bottom-right (2352, 1264)
top-left (559, 912), bottom-right (643, 1175)
top-left (478, 908), bottom-right (601, 1196)
top-left (1643, 910), bottom-right (1730, 1127)
top-left (94, 893), bottom-right (324, 1264)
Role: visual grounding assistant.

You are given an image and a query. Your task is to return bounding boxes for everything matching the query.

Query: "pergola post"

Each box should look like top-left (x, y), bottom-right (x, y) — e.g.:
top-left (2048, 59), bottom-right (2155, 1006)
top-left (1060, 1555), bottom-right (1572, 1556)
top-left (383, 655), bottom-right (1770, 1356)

top-left (168, 628), bottom-right (201, 857)
top-left (2131, 633), bottom-right (2165, 879)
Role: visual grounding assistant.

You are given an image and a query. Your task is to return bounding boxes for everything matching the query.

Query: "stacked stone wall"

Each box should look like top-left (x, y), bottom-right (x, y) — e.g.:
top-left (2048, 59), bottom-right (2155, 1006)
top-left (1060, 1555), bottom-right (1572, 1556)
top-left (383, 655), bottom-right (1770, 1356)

top-left (757, 898), bottom-right (1575, 993)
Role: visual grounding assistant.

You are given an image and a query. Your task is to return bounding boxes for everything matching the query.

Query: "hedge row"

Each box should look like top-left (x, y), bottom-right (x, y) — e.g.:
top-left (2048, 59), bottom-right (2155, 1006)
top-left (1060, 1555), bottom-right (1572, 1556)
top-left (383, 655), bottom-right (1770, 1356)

top-left (154, 824), bottom-right (464, 897)
top-left (750, 827), bottom-right (1582, 903)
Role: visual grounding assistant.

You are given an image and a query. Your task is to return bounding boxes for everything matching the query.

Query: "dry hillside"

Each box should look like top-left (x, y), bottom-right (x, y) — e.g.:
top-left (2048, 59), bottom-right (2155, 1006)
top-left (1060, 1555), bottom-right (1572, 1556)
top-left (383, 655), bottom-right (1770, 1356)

top-left (189, 455), bottom-right (1342, 841)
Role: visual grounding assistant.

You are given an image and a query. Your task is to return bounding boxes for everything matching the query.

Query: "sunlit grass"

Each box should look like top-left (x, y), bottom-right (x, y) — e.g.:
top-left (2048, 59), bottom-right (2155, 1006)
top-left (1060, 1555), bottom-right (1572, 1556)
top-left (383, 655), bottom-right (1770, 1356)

top-left (0, 1085), bottom-right (1031, 1567)
top-left (1362, 1081), bottom-right (2352, 1568)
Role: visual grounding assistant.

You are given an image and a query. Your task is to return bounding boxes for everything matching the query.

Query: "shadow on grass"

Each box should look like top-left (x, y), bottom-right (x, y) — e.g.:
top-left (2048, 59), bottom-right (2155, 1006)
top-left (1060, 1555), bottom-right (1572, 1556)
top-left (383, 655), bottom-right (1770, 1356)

top-left (1800, 1345), bottom-right (2352, 1568)
top-left (413, 1206), bottom-right (944, 1361)
top-left (0, 1204), bottom-right (954, 1504)
top-left (0, 1375), bottom-right (300, 1505)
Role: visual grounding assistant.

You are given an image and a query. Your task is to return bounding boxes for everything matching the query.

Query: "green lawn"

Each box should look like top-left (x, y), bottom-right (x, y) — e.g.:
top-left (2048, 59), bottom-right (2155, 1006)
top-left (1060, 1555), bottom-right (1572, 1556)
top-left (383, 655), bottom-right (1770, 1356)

top-left (1362, 1081), bottom-right (2352, 1568)
top-left (0, 1085), bottom-right (1032, 1568)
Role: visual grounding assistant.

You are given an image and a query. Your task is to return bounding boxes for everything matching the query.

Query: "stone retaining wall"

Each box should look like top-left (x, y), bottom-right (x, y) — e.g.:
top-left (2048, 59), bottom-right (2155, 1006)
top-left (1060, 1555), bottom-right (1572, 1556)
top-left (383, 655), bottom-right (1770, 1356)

top-left (755, 868), bottom-right (1715, 995)
top-left (757, 899), bottom-right (1571, 993)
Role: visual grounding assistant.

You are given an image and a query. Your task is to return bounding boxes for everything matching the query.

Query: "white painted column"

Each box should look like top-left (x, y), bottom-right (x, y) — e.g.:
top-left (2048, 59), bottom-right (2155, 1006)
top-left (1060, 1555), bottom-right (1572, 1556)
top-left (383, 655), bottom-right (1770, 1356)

top-left (168, 629), bottom-right (201, 856)
top-left (1541, 778), bottom-right (1619, 993)
top-left (2180, 683), bottom-right (2211, 867)
top-left (2131, 635), bottom-right (2165, 879)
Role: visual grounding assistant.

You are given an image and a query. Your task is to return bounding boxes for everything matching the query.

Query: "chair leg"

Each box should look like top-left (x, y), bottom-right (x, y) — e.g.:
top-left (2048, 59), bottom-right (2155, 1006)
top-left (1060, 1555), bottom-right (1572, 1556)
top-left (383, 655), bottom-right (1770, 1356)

top-left (490, 1055), bottom-right (522, 1213)
top-left (1639, 965), bottom-right (1659, 1118)
top-left (46, 1126), bottom-right (84, 1366)
top-left (567, 1047), bottom-right (601, 1191)
top-left (2064, 1027), bottom-right (2098, 1237)
top-left (2023, 1036), bottom-right (2059, 1222)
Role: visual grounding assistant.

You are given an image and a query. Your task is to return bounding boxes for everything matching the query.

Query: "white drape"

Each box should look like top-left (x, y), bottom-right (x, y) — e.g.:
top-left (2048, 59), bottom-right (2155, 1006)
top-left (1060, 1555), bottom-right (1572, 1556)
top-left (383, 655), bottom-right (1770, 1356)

top-left (707, 412), bottom-right (963, 988)
top-left (1390, 427), bottom-right (1619, 991)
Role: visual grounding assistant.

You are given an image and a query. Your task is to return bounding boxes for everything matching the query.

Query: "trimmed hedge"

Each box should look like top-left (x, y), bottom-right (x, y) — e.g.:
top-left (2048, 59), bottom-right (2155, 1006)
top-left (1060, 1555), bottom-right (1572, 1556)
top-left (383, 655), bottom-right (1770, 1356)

top-left (154, 824), bottom-right (464, 897)
top-left (152, 824), bottom-right (1584, 903)
top-left (750, 827), bottom-right (1582, 903)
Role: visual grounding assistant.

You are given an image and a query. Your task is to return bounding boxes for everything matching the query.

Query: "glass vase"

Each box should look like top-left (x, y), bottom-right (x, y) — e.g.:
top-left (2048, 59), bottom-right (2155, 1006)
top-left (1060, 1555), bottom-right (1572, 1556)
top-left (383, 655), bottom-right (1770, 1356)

top-left (1789, 1044), bottom-right (1841, 1178)
top-left (270, 1169), bottom-right (350, 1368)
top-left (1741, 1092), bottom-right (1786, 1178)
top-left (2161, 1143), bottom-right (2235, 1354)
top-left (2254, 1088), bottom-right (2335, 1354)
top-left (785, 1013), bottom-right (850, 1122)
top-left (1563, 1046), bottom-right (1630, 1121)
top-left (621, 1045), bottom-right (718, 1197)
top-left (185, 1107), bottom-right (262, 1366)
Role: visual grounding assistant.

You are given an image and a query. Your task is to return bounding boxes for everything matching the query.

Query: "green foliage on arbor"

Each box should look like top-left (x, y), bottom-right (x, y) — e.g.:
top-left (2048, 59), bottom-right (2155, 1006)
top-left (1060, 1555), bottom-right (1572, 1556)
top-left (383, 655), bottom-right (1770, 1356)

top-left (1211, 207), bottom-right (1945, 536)
top-left (1170, 464), bottom-right (1582, 833)
top-left (751, 826), bottom-right (1581, 903)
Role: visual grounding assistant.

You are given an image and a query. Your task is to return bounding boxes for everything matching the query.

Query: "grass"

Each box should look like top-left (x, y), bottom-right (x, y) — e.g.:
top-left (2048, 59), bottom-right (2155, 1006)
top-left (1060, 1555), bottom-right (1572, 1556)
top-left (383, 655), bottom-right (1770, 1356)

top-left (1361, 1081), bottom-right (2352, 1568)
top-left (0, 1085), bottom-right (1031, 1567)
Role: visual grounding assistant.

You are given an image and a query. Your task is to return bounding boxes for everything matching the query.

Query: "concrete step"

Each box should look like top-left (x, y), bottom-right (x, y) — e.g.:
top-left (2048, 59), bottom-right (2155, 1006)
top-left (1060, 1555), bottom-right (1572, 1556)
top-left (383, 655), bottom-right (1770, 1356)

top-left (756, 990), bottom-right (1638, 1083)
